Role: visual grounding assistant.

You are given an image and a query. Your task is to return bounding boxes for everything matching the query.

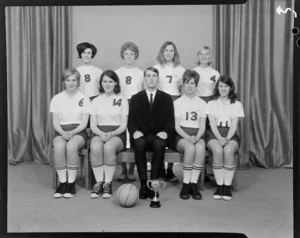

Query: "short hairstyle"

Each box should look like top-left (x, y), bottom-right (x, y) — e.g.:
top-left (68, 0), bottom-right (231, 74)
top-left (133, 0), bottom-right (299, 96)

top-left (76, 42), bottom-right (97, 58)
top-left (120, 41), bottom-right (139, 60)
top-left (99, 70), bottom-right (121, 94)
top-left (182, 69), bottom-right (200, 87)
top-left (143, 66), bottom-right (159, 77)
top-left (62, 68), bottom-right (81, 87)
top-left (213, 75), bottom-right (237, 103)
top-left (156, 41), bottom-right (181, 67)
top-left (195, 46), bottom-right (213, 66)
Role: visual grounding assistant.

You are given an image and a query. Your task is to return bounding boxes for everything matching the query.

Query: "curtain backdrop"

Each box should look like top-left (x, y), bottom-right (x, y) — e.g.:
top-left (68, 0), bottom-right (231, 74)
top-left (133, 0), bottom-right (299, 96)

top-left (213, 0), bottom-right (294, 168)
top-left (6, 6), bottom-right (71, 164)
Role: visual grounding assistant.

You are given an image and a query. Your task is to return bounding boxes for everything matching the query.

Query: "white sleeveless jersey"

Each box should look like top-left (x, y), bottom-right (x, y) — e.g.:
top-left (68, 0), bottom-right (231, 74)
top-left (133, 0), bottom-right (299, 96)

top-left (193, 66), bottom-right (220, 97)
top-left (206, 98), bottom-right (244, 127)
top-left (90, 93), bottom-right (129, 126)
top-left (154, 64), bottom-right (185, 96)
top-left (77, 65), bottom-right (103, 98)
top-left (50, 90), bottom-right (91, 125)
top-left (174, 95), bottom-right (207, 128)
top-left (115, 66), bottom-right (144, 99)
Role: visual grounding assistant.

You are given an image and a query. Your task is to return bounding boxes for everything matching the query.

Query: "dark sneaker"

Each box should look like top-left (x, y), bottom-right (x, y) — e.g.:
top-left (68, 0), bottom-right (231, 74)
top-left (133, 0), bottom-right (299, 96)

top-left (166, 168), bottom-right (178, 182)
top-left (159, 169), bottom-right (167, 181)
top-left (64, 182), bottom-right (76, 198)
top-left (102, 182), bottom-right (112, 199)
top-left (54, 182), bottom-right (66, 198)
top-left (90, 181), bottom-right (104, 199)
top-left (179, 183), bottom-right (190, 200)
top-left (189, 183), bottom-right (202, 200)
top-left (222, 185), bottom-right (232, 201)
top-left (117, 172), bottom-right (127, 181)
top-left (213, 185), bottom-right (224, 200)
top-left (127, 173), bottom-right (136, 181)
top-left (139, 184), bottom-right (149, 199)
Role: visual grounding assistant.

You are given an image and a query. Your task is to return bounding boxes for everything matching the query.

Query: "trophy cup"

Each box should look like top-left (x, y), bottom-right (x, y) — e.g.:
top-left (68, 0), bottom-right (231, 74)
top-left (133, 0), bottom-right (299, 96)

top-left (146, 179), bottom-right (166, 208)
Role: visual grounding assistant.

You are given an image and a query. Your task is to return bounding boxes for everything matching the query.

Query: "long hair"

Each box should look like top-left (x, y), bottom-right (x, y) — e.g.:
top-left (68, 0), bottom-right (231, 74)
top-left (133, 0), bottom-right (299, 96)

top-left (156, 41), bottom-right (181, 67)
top-left (99, 70), bottom-right (121, 94)
top-left (76, 42), bottom-right (97, 58)
top-left (213, 75), bottom-right (237, 103)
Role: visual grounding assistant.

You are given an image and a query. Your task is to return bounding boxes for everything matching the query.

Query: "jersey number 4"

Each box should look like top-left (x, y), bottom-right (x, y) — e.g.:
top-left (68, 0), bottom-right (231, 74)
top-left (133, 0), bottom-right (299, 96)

top-left (113, 99), bottom-right (122, 107)
top-left (186, 111), bottom-right (198, 121)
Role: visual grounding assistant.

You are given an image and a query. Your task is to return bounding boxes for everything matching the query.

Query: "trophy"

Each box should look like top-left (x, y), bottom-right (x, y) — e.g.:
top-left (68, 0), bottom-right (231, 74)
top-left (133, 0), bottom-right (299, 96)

top-left (146, 179), bottom-right (166, 208)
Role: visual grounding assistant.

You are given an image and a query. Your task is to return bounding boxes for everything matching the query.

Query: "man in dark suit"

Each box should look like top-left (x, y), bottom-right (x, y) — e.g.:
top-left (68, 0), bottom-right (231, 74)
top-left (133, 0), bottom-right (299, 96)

top-left (128, 66), bottom-right (175, 199)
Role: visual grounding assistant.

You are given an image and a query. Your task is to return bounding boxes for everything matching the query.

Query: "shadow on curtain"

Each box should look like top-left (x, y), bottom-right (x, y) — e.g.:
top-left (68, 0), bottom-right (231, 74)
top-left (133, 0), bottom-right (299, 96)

top-left (6, 6), bottom-right (71, 164)
top-left (213, 0), bottom-right (293, 168)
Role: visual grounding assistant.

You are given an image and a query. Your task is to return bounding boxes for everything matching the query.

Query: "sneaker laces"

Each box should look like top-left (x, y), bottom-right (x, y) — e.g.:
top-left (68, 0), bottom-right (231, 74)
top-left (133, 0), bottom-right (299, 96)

top-left (103, 183), bottom-right (111, 193)
top-left (92, 182), bottom-right (101, 193)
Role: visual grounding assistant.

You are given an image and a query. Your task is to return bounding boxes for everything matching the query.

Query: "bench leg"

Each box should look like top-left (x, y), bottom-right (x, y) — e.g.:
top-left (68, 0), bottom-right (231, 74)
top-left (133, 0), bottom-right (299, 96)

top-left (197, 163), bottom-right (205, 191)
top-left (84, 150), bottom-right (91, 190)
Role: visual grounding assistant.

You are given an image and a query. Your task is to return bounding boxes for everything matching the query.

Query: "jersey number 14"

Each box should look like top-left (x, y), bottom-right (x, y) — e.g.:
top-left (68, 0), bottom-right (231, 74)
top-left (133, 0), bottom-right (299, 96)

top-left (113, 99), bottom-right (122, 107)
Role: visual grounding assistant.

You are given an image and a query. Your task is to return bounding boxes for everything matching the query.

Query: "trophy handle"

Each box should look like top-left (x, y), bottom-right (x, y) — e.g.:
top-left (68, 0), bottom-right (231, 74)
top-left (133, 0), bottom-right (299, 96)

top-left (146, 180), bottom-right (152, 189)
top-left (161, 181), bottom-right (166, 190)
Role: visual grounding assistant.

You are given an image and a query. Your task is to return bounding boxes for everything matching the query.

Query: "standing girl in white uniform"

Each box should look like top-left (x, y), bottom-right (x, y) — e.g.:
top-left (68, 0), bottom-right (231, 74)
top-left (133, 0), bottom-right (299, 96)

top-left (206, 75), bottom-right (244, 201)
top-left (115, 42), bottom-right (143, 182)
top-left (193, 46), bottom-right (220, 182)
top-left (89, 70), bottom-right (128, 199)
top-left (193, 46), bottom-right (220, 102)
top-left (76, 42), bottom-right (103, 100)
top-left (154, 41), bottom-right (185, 182)
top-left (50, 68), bottom-right (91, 198)
top-left (174, 69), bottom-right (207, 200)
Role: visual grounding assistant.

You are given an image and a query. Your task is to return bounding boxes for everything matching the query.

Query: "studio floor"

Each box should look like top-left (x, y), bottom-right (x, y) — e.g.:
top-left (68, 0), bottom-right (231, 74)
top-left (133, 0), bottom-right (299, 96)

top-left (7, 163), bottom-right (293, 237)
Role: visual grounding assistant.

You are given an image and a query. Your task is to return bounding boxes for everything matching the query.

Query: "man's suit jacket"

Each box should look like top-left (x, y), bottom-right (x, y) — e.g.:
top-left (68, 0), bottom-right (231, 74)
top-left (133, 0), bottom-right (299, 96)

top-left (128, 89), bottom-right (175, 139)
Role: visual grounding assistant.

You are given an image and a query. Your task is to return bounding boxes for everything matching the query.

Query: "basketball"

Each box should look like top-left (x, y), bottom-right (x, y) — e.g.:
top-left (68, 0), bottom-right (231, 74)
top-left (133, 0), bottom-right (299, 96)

top-left (117, 183), bottom-right (139, 207)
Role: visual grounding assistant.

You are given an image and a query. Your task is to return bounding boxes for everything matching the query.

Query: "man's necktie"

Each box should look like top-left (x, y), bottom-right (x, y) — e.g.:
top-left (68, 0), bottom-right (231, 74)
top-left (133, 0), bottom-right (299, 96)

top-left (150, 93), bottom-right (153, 111)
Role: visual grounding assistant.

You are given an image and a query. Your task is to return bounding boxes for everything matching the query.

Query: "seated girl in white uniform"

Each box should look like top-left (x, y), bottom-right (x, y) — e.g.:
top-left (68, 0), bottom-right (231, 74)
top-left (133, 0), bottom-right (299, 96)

top-left (50, 68), bottom-right (91, 199)
top-left (89, 70), bottom-right (128, 199)
top-left (205, 75), bottom-right (244, 201)
top-left (115, 41), bottom-right (144, 182)
top-left (174, 69), bottom-right (207, 200)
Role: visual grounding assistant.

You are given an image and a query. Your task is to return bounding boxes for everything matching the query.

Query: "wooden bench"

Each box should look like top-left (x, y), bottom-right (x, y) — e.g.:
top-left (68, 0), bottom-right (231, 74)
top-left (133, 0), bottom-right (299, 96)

top-left (116, 148), bottom-right (205, 191)
top-left (52, 147), bottom-right (237, 192)
top-left (116, 148), bottom-right (238, 192)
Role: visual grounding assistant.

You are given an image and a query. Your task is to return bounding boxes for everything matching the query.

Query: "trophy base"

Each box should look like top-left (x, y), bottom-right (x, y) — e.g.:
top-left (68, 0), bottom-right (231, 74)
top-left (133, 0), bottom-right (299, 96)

top-left (150, 200), bottom-right (161, 208)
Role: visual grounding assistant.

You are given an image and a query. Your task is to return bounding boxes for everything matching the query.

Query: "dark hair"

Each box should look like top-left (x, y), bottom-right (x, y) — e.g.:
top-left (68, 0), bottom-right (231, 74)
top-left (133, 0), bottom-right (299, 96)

top-left (182, 69), bottom-right (200, 87)
top-left (99, 70), bottom-right (121, 94)
top-left (156, 41), bottom-right (181, 67)
top-left (62, 68), bottom-right (81, 87)
top-left (76, 42), bottom-right (97, 58)
top-left (143, 66), bottom-right (159, 77)
top-left (213, 75), bottom-right (237, 103)
top-left (120, 41), bottom-right (139, 60)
